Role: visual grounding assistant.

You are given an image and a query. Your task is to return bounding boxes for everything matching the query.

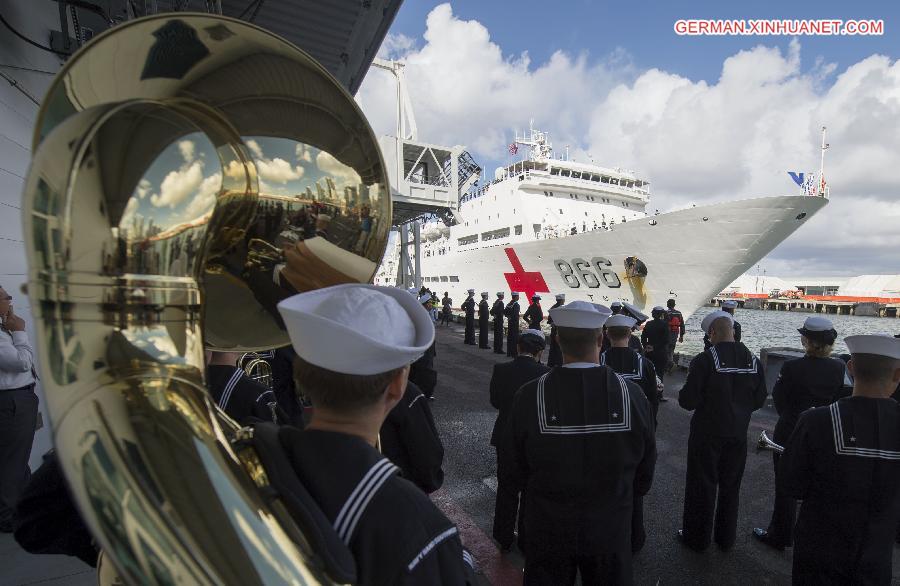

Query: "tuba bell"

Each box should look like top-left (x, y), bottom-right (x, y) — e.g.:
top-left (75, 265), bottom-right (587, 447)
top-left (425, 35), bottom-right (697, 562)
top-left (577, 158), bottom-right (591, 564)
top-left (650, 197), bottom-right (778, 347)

top-left (23, 13), bottom-right (390, 584)
top-left (756, 430), bottom-right (785, 454)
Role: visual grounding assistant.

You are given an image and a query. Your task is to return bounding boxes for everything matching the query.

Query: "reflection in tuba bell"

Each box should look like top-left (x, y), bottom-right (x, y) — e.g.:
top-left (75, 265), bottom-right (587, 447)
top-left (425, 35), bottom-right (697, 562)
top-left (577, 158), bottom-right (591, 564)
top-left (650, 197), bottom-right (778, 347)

top-left (756, 430), bottom-right (785, 454)
top-left (239, 352), bottom-right (274, 388)
top-left (23, 13), bottom-right (390, 584)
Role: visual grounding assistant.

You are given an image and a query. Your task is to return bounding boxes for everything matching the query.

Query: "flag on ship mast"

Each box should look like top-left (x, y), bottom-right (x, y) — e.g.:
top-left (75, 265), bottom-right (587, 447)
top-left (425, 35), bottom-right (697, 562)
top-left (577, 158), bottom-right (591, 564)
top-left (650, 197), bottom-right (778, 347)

top-left (508, 142), bottom-right (518, 155)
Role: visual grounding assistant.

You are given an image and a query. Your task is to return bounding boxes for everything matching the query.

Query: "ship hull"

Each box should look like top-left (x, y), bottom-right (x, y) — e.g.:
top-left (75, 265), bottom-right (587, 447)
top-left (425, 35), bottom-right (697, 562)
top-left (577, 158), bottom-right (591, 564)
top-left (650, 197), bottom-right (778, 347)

top-left (413, 195), bottom-right (828, 317)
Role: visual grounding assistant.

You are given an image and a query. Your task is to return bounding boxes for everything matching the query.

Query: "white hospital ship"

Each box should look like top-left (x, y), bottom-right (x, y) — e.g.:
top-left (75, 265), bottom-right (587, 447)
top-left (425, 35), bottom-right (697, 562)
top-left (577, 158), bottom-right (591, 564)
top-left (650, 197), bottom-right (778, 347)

top-left (375, 125), bottom-right (828, 318)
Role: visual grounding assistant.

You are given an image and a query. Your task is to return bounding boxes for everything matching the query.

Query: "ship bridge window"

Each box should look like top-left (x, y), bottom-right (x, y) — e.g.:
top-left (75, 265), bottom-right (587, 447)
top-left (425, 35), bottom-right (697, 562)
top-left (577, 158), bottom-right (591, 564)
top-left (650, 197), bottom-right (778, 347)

top-left (482, 227), bottom-right (511, 241)
top-left (515, 224), bottom-right (522, 235)
top-left (440, 276), bottom-right (449, 282)
top-left (590, 174), bottom-right (600, 182)
top-left (533, 223), bottom-right (542, 234)
top-left (561, 169), bottom-right (571, 177)
top-left (458, 234), bottom-right (478, 246)
top-left (450, 276), bottom-right (460, 282)
top-left (571, 171), bottom-right (581, 179)
top-left (601, 176), bottom-right (610, 183)
top-left (550, 167), bottom-right (560, 176)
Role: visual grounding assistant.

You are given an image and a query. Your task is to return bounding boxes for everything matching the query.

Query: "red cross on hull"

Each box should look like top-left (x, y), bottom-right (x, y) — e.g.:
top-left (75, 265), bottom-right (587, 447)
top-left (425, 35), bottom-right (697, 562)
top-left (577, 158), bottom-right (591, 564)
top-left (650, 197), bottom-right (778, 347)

top-left (503, 247), bottom-right (550, 301)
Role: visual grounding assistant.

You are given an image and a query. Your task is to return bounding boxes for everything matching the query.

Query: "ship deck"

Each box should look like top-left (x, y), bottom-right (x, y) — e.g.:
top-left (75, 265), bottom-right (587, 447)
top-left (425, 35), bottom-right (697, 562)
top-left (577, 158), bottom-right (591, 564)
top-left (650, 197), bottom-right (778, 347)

top-left (4, 322), bottom-right (899, 585)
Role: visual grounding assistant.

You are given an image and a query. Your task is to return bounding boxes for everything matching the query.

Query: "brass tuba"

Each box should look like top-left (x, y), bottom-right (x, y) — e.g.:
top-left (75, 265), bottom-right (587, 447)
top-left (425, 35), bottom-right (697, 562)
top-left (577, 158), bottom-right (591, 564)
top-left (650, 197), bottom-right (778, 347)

top-left (756, 430), bottom-right (785, 454)
top-left (23, 13), bottom-right (390, 584)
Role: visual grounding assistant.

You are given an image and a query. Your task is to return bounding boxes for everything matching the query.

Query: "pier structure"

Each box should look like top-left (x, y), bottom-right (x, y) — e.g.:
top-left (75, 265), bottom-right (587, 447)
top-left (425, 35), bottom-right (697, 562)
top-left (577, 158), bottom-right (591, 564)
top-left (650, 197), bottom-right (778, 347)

top-left (711, 296), bottom-right (900, 317)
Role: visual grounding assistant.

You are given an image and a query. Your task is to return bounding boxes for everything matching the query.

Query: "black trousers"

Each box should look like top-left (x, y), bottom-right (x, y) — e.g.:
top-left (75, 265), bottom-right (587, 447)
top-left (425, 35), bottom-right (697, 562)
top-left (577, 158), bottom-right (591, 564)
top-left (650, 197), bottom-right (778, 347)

top-left (506, 326), bottom-right (519, 357)
top-left (765, 451), bottom-right (796, 547)
top-left (464, 317), bottom-right (475, 344)
top-left (492, 321), bottom-right (504, 353)
top-left (681, 432), bottom-right (748, 551)
top-left (440, 310), bottom-right (452, 326)
top-left (524, 552), bottom-right (625, 586)
top-left (479, 318), bottom-right (490, 348)
top-left (632, 493), bottom-right (645, 553)
top-left (0, 388), bottom-right (39, 525)
top-left (492, 449), bottom-right (524, 548)
top-left (547, 332), bottom-right (562, 367)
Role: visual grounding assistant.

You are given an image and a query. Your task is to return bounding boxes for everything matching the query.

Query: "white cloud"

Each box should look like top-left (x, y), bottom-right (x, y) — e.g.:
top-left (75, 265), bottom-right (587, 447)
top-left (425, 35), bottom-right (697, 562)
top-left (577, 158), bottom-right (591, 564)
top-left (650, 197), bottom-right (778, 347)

top-left (295, 144), bottom-right (313, 163)
top-left (256, 157), bottom-right (305, 184)
top-left (120, 196), bottom-right (141, 228)
top-left (246, 139), bottom-right (264, 160)
top-left (179, 172), bottom-right (221, 221)
top-left (357, 5), bottom-right (900, 275)
top-left (150, 160), bottom-right (204, 208)
top-left (316, 151), bottom-right (361, 189)
top-left (135, 178), bottom-right (152, 200)
top-left (178, 140), bottom-right (195, 163)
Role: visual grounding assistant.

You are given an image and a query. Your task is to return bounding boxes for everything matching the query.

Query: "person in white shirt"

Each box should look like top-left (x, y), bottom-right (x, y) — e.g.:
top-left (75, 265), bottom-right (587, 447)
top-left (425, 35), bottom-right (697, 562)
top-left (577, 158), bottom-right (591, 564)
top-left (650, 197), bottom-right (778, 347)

top-left (0, 286), bottom-right (39, 533)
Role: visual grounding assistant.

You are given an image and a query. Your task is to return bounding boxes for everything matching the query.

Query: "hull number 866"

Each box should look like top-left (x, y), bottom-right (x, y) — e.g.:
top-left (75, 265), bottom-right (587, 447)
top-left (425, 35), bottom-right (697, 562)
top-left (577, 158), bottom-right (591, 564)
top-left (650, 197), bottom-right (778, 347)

top-left (554, 257), bottom-right (622, 289)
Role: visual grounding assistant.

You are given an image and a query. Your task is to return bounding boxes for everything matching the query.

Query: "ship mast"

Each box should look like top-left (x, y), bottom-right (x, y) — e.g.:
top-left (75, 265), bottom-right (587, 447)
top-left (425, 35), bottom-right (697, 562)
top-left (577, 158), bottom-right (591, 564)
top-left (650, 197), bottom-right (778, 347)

top-left (819, 126), bottom-right (829, 197)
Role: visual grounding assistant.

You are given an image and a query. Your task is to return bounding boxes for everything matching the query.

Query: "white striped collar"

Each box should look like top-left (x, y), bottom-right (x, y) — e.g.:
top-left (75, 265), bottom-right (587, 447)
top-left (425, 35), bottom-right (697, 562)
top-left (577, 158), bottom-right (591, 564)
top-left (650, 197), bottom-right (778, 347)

top-left (599, 350), bottom-right (644, 380)
top-left (562, 362), bottom-right (599, 369)
top-left (830, 402), bottom-right (900, 461)
top-left (709, 346), bottom-right (758, 374)
top-left (536, 371), bottom-right (631, 435)
top-left (218, 367), bottom-right (243, 410)
top-left (333, 458), bottom-right (398, 544)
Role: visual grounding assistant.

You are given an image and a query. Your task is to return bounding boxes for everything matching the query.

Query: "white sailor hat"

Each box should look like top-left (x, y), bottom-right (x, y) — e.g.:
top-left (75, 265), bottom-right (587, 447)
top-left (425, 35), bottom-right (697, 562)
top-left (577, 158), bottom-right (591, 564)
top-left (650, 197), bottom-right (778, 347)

top-left (700, 310), bottom-right (733, 333)
top-left (278, 284), bottom-right (435, 375)
top-left (549, 300), bottom-right (609, 329)
top-left (519, 329), bottom-right (546, 348)
top-left (467, 288), bottom-right (475, 294)
top-left (797, 316), bottom-right (836, 338)
top-left (418, 293), bottom-right (433, 304)
top-left (481, 291), bottom-right (489, 297)
top-left (497, 291), bottom-right (505, 297)
top-left (621, 301), bottom-right (649, 323)
top-left (511, 291), bottom-right (520, 297)
top-left (722, 300), bottom-right (738, 309)
top-left (591, 303), bottom-right (613, 318)
top-left (845, 334), bottom-right (900, 360)
top-left (605, 314), bottom-right (637, 328)
top-left (555, 293), bottom-right (566, 300)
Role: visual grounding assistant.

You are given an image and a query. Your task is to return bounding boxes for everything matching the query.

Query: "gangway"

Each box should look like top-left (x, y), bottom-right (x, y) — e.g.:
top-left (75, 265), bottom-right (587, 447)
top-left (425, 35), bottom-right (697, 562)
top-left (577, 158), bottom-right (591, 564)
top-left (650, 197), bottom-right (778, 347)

top-left (370, 57), bottom-right (481, 289)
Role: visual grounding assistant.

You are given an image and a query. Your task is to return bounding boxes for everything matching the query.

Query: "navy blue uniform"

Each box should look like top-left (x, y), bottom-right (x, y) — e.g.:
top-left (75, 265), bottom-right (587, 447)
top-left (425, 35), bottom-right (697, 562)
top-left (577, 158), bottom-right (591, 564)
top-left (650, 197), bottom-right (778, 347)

top-left (462, 297), bottom-right (476, 345)
top-left (478, 299), bottom-right (490, 349)
top-left (546, 301), bottom-right (564, 367)
top-left (491, 299), bottom-right (506, 354)
top-left (504, 300), bottom-right (521, 358)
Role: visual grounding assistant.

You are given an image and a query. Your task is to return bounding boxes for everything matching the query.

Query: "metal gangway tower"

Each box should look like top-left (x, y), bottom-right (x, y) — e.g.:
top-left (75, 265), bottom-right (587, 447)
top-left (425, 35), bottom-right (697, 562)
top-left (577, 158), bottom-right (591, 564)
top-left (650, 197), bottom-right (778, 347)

top-left (370, 58), bottom-right (480, 290)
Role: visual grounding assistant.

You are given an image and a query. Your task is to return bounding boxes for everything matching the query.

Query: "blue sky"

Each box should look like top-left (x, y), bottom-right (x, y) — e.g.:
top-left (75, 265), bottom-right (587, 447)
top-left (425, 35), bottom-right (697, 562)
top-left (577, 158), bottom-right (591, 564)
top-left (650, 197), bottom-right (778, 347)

top-left (389, 1), bottom-right (895, 84)
top-left (357, 1), bottom-right (900, 276)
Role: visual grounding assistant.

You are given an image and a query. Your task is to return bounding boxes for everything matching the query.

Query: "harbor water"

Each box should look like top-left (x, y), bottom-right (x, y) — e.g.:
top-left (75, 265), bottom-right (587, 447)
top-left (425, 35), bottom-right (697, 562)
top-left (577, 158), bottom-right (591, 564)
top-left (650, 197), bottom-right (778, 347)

top-left (681, 306), bottom-right (900, 357)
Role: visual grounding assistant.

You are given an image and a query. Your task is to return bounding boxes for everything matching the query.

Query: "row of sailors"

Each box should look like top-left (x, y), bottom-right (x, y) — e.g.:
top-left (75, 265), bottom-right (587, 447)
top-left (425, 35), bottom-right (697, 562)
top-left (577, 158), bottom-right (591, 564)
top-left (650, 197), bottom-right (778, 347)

top-left (485, 302), bottom-right (900, 585)
top-left (8, 284), bottom-right (900, 585)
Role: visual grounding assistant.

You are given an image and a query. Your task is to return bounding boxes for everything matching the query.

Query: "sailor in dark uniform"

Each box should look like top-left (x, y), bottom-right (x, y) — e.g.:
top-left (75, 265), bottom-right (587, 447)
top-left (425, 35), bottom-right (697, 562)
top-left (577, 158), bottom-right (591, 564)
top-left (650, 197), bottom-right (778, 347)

top-left (506, 301), bottom-right (656, 585)
top-left (600, 314), bottom-right (659, 556)
top-left (524, 294), bottom-right (543, 330)
top-left (547, 294), bottom-right (565, 367)
top-left (278, 284), bottom-right (475, 585)
top-left (677, 310), bottom-right (767, 552)
top-left (381, 380), bottom-right (445, 493)
top-left (641, 306), bottom-right (670, 382)
top-left (206, 350), bottom-right (285, 425)
top-left (491, 292), bottom-right (506, 354)
top-left (779, 334), bottom-right (900, 585)
top-left (703, 300), bottom-right (742, 349)
top-left (753, 316), bottom-right (848, 551)
top-left (504, 292), bottom-right (521, 358)
top-left (478, 292), bottom-right (491, 349)
top-left (462, 289), bottom-right (476, 345)
top-left (489, 329), bottom-right (549, 552)
top-left (409, 293), bottom-right (438, 399)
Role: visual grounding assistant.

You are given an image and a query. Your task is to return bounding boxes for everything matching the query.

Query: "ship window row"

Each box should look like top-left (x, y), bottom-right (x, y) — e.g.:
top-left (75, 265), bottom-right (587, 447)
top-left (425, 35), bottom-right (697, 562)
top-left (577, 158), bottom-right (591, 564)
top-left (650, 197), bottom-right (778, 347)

top-left (423, 276), bottom-right (460, 283)
top-left (482, 227), bottom-right (511, 241)
top-left (548, 167), bottom-right (645, 190)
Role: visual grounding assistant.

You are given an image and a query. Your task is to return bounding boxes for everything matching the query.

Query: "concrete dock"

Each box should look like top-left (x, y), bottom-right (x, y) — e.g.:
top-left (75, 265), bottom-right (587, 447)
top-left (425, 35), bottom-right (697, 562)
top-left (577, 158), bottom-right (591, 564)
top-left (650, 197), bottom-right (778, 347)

top-left (3, 323), bottom-right (899, 585)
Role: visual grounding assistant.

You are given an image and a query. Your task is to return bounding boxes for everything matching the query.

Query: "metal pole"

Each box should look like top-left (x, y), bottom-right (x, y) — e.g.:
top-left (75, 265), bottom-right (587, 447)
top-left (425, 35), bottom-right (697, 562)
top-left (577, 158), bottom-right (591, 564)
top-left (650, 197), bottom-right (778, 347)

top-left (412, 221), bottom-right (422, 290)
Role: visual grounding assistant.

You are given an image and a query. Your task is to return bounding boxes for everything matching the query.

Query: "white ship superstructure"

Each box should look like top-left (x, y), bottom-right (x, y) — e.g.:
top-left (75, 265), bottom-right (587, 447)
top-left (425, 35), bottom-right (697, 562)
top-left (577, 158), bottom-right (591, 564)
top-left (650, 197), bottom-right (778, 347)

top-left (375, 125), bottom-right (829, 318)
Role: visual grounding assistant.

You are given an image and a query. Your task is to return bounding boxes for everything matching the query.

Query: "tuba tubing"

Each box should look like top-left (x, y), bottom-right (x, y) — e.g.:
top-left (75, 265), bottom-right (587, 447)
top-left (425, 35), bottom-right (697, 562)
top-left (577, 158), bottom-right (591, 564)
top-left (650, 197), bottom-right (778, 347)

top-left (24, 12), bottom-right (390, 584)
